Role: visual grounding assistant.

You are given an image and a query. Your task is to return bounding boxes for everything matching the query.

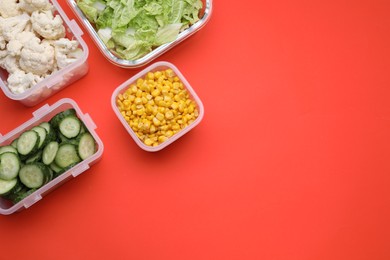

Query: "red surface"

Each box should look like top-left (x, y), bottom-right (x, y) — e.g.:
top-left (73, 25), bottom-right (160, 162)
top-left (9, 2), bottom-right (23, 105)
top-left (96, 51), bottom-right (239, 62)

top-left (1, 0), bottom-right (390, 259)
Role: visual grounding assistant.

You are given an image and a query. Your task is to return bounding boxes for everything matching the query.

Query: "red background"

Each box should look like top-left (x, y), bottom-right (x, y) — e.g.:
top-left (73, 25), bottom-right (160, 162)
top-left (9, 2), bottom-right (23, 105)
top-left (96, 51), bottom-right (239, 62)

top-left (1, 0), bottom-right (390, 259)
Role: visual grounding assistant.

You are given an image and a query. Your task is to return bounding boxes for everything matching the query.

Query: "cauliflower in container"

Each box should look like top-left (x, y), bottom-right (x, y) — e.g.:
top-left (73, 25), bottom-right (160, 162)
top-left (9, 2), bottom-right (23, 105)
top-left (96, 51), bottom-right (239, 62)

top-left (0, 0), bottom-right (84, 95)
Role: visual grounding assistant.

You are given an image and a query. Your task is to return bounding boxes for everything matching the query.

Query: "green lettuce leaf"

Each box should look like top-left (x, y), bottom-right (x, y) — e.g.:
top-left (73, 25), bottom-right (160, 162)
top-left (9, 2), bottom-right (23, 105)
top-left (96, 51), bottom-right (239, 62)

top-left (77, 0), bottom-right (203, 60)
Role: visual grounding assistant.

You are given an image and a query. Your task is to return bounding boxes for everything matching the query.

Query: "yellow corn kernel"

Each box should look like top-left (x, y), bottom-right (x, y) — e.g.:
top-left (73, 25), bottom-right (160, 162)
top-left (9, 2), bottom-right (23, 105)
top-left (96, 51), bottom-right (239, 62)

top-left (132, 99), bottom-right (140, 106)
top-left (165, 130), bottom-right (174, 137)
top-left (156, 112), bottom-right (164, 121)
top-left (158, 135), bottom-right (168, 143)
top-left (172, 124), bottom-right (180, 130)
top-left (150, 124), bottom-right (156, 133)
top-left (194, 109), bottom-right (199, 117)
top-left (188, 104), bottom-right (195, 113)
top-left (152, 117), bottom-right (161, 126)
top-left (165, 110), bottom-right (174, 120)
top-left (146, 72), bottom-right (155, 80)
top-left (171, 102), bottom-right (179, 110)
top-left (118, 93), bottom-right (124, 101)
top-left (130, 84), bottom-right (138, 93)
top-left (136, 78), bottom-right (144, 87)
top-left (144, 138), bottom-right (153, 146)
top-left (154, 71), bottom-right (162, 78)
top-left (151, 89), bottom-right (160, 97)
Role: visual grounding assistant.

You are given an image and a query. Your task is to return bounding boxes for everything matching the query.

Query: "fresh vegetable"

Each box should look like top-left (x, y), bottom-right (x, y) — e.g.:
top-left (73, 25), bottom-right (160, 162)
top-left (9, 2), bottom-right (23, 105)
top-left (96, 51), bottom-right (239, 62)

top-left (0, 0), bottom-right (84, 95)
top-left (76, 0), bottom-right (203, 60)
top-left (0, 109), bottom-right (97, 205)
top-left (116, 68), bottom-right (199, 147)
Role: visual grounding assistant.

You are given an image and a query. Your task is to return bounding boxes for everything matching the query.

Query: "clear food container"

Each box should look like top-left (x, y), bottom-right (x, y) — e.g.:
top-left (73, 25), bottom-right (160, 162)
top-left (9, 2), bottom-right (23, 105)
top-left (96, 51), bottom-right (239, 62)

top-left (0, 98), bottom-right (104, 215)
top-left (111, 61), bottom-right (204, 152)
top-left (0, 0), bottom-right (89, 107)
top-left (66, 0), bottom-right (213, 68)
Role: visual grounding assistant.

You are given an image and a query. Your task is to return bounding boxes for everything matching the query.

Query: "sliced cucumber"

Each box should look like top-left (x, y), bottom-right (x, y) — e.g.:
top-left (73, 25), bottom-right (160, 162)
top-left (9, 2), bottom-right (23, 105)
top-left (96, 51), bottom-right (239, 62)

top-left (17, 130), bottom-right (40, 156)
top-left (0, 152), bottom-right (21, 180)
top-left (39, 122), bottom-right (57, 143)
top-left (58, 132), bottom-right (79, 145)
top-left (31, 126), bottom-right (47, 149)
top-left (19, 163), bottom-right (51, 189)
top-left (0, 178), bottom-right (19, 196)
top-left (55, 143), bottom-right (81, 168)
top-left (42, 141), bottom-right (59, 165)
top-left (11, 139), bottom-right (18, 149)
top-left (49, 162), bottom-right (63, 174)
top-left (0, 145), bottom-right (18, 155)
top-left (25, 150), bottom-right (43, 164)
top-left (78, 133), bottom-right (96, 160)
top-left (50, 109), bottom-right (77, 129)
top-left (59, 116), bottom-right (81, 139)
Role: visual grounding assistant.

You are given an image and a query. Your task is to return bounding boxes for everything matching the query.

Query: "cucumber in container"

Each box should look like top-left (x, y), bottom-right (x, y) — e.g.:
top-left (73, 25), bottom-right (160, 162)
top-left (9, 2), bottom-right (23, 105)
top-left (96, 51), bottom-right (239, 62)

top-left (0, 98), bottom-right (104, 215)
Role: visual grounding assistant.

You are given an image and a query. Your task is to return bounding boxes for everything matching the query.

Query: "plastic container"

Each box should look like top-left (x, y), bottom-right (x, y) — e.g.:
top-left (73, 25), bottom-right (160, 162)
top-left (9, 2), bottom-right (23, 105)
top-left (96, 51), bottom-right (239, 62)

top-left (66, 0), bottom-right (213, 68)
top-left (111, 61), bottom-right (204, 152)
top-left (0, 98), bottom-right (104, 215)
top-left (0, 0), bottom-right (89, 107)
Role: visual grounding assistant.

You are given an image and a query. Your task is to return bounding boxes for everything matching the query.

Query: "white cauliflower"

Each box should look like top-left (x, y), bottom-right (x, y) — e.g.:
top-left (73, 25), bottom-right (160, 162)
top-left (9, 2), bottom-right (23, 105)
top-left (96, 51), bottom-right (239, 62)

top-left (0, 35), bottom-right (6, 50)
top-left (7, 70), bottom-right (43, 94)
top-left (1, 55), bottom-right (21, 74)
top-left (6, 31), bottom-right (37, 56)
top-left (31, 10), bottom-right (65, 40)
top-left (0, 13), bottom-right (31, 42)
top-left (19, 36), bottom-right (55, 76)
top-left (19, 0), bottom-right (52, 14)
top-left (0, 1), bottom-right (84, 95)
top-left (0, 0), bottom-right (22, 18)
top-left (54, 38), bottom-right (83, 69)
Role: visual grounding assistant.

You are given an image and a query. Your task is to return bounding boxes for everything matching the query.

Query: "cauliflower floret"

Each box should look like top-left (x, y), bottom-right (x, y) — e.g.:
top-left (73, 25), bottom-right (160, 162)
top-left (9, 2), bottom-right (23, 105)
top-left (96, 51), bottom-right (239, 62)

top-left (19, 36), bottom-right (55, 75)
top-left (6, 31), bottom-right (37, 56)
top-left (31, 10), bottom-right (65, 40)
top-left (54, 38), bottom-right (83, 69)
top-left (0, 0), bottom-right (22, 18)
top-left (0, 35), bottom-right (6, 50)
top-left (1, 55), bottom-right (21, 74)
top-left (7, 70), bottom-right (43, 94)
top-left (0, 13), bottom-right (31, 42)
top-left (19, 0), bottom-right (52, 14)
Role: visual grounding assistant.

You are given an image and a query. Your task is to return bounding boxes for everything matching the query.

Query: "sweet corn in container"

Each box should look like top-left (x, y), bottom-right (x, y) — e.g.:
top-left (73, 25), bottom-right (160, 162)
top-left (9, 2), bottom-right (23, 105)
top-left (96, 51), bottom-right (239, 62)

top-left (111, 61), bottom-right (204, 151)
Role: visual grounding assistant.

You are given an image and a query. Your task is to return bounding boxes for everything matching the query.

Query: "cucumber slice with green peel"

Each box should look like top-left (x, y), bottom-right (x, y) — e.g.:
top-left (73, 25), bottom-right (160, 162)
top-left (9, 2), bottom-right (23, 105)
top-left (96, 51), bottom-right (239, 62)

top-left (0, 145), bottom-right (18, 155)
top-left (31, 126), bottom-right (47, 149)
top-left (59, 116), bottom-right (81, 139)
top-left (0, 152), bottom-right (21, 180)
top-left (25, 150), bottom-right (43, 164)
top-left (58, 132), bottom-right (79, 145)
top-left (19, 163), bottom-right (51, 189)
top-left (42, 141), bottom-right (59, 165)
top-left (0, 178), bottom-right (19, 196)
top-left (54, 144), bottom-right (81, 168)
top-left (11, 139), bottom-right (18, 149)
top-left (17, 130), bottom-right (40, 156)
top-left (49, 162), bottom-right (63, 174)
top-left (78, 133), bottom-right (96, 160)
top-left (39, 122), bottom-right (57, 143)
top-left (50, 109), bottom-right (77, 129)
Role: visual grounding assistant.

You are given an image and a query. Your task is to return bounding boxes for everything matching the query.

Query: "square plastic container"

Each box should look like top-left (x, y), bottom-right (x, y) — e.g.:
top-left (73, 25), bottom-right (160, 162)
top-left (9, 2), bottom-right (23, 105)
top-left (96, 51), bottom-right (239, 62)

top-left (0, 98), bottom-right (104, 215)
top-left (0, 0), bottom-right (89, 107)
top-left (111, 61), bottom-right (204, 152)
top-left (66, 0), bottom-right (213, 68)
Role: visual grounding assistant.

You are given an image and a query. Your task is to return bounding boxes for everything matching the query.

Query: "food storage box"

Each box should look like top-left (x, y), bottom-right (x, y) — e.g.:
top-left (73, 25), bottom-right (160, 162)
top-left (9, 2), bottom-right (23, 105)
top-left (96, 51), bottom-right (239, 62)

top-left (111, 61), bottom-right (204, 152)
top-left (0, 0), bottom-right (89, 107)
top-left (66, 0), bottom-right (213, 68)
top-left (0, 98), bottom-right (104, 215)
